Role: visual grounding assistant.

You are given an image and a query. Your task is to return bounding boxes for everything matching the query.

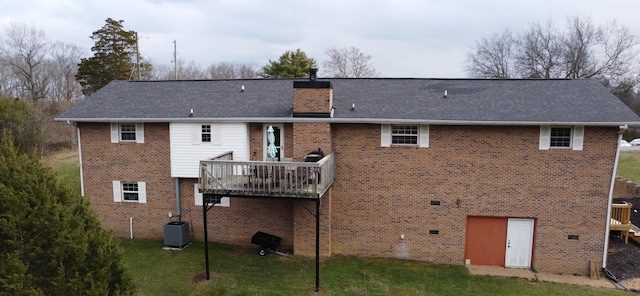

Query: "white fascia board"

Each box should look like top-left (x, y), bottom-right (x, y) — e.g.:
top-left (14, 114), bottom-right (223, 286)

top-left (54, 116), bottom-right (640, 127)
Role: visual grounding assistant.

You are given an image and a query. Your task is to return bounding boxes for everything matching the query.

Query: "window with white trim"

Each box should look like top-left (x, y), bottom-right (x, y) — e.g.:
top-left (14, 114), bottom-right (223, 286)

top-left (120, 124), bottom-right (137, 141)
top-left (112, 181), bottom-right (147, 203)
top-left (122, 182), bottom-right (139, 201)
top-left (110, 123), bottom-right (144, 143)
top-left (192, 123), bottom-right (221, 145)
top-left (539, 126), bottom-right (584, 151)
top-left (550, 127), bottom-right (571, 148)
top-left (194, 183), bottom-right (229, 207)
top-left (201, 124), bottom-right (211, 143)
top-left (381, 124), bottom-right (429, 148)
top-left (392, 125), bottom-right (418, 145)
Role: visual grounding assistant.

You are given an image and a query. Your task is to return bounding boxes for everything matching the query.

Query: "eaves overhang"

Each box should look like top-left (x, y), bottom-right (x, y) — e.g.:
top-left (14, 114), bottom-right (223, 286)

top-left (55, 117), bottom-right (640, 127)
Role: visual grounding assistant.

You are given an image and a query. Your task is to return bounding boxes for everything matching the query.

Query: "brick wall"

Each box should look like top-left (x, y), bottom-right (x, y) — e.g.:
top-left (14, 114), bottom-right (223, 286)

top-left (329, 124), bottom-right (618, 275)
top-left (79, 122), bottom-right (174, 239)
top-left (80, 122), bottom-right (294, 248)
top-left (81, 121), bottom-right (619, 275)
top-left (293, 88), bottom-right (333, 114)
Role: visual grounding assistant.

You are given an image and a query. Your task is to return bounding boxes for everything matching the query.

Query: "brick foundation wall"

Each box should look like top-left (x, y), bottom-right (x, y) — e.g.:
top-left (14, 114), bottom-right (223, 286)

top-left (329, 124), bottom-right (617, 275)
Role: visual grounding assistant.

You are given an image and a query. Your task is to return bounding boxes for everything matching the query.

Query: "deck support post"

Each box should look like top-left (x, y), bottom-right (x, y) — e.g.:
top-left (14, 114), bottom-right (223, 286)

top-left (203, 194), bottom-right (220, 281)
top-left (315, 198), bottom-right (320, 292)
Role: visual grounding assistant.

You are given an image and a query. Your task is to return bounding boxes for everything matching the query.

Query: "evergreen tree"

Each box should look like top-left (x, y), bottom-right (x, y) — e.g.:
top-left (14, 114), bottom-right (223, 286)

top-left (0, 136), bottom-right (134, 295)
top-left (262, 49), bottom-right (317, 78)
top-left (76, 18), bottom-right (137, 95)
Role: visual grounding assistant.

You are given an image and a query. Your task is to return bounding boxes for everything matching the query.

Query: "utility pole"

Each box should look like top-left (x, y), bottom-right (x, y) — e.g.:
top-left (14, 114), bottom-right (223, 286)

top-left (173, 40), bottom-right (178, 80)
top-left (136, 32), bottom-right (141, 80)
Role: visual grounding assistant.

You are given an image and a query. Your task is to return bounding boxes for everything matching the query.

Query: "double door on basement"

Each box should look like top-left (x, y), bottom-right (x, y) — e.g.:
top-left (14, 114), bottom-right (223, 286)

top-left (464, 217), bottom-right (535, 268)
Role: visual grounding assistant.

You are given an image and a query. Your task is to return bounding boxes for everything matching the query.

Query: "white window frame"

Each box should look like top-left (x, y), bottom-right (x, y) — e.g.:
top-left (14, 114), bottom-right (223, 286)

top-left (381, 124), bottom-right (429, 148)
top-left (539, 126), bottom-right (583, 151)
top-left (112, 181), bottom-right (147, 203)
top-left (110, 123), bottom-right (144, 144)
top-left (194, 183), bottom-right (229, 207)
top-left (201, 124), bottom-right (212, 143)
top-left (192, 123), bottom-right (221, 145)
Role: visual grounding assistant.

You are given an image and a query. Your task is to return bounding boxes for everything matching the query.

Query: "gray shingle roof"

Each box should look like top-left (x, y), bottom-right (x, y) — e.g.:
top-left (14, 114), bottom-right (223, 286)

top-left (56, 78), bottom-right (640, 126)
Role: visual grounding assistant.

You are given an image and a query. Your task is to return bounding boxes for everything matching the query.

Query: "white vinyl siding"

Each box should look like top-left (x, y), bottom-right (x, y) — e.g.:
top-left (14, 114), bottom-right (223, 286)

top-left (539, 126), bottom-right (584, 151)
top-left (110, 123), bottom-right (144, 143)
top-left (381, 124), bottom-right (429, 147)
top-left (112, 181), bottom-right (146, 203)
top-left (194, 183), bottom-right (229, 207)
top-left (170, 123), bottom-right (250, 178)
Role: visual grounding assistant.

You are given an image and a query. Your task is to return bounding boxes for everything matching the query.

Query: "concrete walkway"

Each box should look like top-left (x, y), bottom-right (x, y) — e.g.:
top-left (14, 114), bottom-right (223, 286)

top-left (466, 265), bottom-right (616, 289)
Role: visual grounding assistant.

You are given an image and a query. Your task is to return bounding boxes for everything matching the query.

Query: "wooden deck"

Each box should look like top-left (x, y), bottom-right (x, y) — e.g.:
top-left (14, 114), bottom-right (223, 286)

top-left (198, 151), bottom-right (335, 199)
top-left (610, 203), bottom-right (632, 243)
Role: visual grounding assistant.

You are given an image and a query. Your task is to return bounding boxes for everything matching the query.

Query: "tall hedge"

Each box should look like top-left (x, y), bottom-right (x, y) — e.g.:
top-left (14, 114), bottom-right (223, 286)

top-left (0, 136), bottom-right (134, 295)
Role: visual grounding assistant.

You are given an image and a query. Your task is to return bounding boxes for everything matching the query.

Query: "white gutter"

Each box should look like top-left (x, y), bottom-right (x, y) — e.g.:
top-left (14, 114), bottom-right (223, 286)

top-left (54, 117), bottom-right (640, 127)
top-left (602, 124), bottom-right (627, 268)
top-left (77, 127), bottom-right (85, 197)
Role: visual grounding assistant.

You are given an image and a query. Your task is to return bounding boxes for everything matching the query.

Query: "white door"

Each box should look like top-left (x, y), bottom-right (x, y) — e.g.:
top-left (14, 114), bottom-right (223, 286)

top-left (505, 218), bottom-right (534, 268)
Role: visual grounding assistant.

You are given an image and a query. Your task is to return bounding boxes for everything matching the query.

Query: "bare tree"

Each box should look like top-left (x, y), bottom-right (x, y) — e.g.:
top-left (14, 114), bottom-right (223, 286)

top-left (151, 59), bottom-right (207, 80)
top-left (207, 62), bottom-right (259, 79)
top-left (0, 23), bottom-right (51, 101)
top-left (465, 29), bottom-right (515, 78)
top-left (465, 16), bottom-right (640, 97)
top-left (515, 20), bottom-right (565, 79)
top-left (48, 42), bottom-right (84, 101)
top-left (322, 47), bottom-right (379, 78)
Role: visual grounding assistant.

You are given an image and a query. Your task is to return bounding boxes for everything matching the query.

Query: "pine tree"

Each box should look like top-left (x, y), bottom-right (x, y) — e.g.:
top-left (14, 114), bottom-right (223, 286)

top-left (262, 49), bottom-right (317, 78)
top-left (0, 135), bottom-right (134, 295)
top-left (76, 18), bottom-right (137, 95)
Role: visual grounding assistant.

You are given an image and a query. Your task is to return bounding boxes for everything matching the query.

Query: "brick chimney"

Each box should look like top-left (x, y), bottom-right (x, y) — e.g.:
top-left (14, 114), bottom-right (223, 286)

top-left (291, 68), bottom-right (332, 160)
top-left (292, 68), bottom-right (333, 117)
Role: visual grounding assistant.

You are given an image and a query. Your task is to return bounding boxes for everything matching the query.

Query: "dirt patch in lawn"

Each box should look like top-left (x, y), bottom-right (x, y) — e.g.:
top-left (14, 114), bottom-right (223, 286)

top-left (41, 147), bottom-right (78, 166)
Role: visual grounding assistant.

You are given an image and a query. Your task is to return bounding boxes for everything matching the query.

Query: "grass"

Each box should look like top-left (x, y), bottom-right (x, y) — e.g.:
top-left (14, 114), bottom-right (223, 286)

top-left (117, 238), bottom-right (629, 296)
top-left (617, 151), bottom-right (640, 184)
top-left (41, 148), bottom-right (81, 195)
top-left (42, 148), bottom-right (634, 295)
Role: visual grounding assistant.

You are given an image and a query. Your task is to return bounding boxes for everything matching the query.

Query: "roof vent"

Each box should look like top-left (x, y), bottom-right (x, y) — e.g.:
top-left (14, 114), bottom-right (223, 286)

top-left (443, 90), bottom-right (448, 98)
top-left (189, 109), bottom-right (194, 117)
top-left (241, 85), bottom-right (245, 92)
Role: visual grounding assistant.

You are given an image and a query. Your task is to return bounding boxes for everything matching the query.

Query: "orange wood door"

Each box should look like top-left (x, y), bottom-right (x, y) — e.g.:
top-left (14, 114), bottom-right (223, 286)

top-left (464, 216), bottom-right (508, 266)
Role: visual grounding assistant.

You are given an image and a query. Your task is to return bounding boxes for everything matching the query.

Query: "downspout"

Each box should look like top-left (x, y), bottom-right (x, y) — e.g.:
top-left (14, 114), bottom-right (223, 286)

top-left (77, 126), bottom-right (85, 197)
top-left (602, 124), bottom-right (626, 268)
top-left (175, 178), bottom-right (181, 220)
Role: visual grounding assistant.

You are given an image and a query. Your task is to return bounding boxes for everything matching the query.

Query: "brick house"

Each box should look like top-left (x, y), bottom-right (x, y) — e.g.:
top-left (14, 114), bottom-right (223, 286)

top-left (57, 74), bottom-right (640, 276)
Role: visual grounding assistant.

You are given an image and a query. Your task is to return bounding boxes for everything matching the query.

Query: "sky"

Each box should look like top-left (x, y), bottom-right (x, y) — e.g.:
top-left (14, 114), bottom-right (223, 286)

top-left (1, 0), bottom-right (639, 78)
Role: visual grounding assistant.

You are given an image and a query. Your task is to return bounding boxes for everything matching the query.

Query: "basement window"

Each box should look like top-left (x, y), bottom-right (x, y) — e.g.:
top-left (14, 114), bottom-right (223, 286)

top-left (430, 200), bottom-right (441, 206)
top-left (568, 235), bottom-right (579, 241)
top-left (429, 230), bottom-right (439, 235)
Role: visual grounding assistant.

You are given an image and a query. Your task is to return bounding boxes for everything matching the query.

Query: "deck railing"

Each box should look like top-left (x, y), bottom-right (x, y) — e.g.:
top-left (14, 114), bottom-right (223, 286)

top-left (199, 152), bottom-right (335, 199)
top-left (610, 203), bottom-right (632, 243)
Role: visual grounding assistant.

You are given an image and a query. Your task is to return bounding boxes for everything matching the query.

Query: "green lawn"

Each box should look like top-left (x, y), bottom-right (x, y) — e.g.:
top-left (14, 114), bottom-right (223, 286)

top-left (118, 238), bottom-right (628, 296)
top-left (617, 151), bottom-right (640, 184)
